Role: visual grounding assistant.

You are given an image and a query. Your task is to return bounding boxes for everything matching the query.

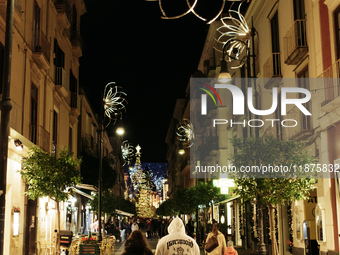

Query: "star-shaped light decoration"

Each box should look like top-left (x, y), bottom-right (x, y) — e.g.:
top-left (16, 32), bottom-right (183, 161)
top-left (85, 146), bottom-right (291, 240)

top-left (214, 2), bottom-right (251, 69)
top-left (136, 144), bottom-right (142, 157)
top-left (176, 118), bottom-right (194, 148)
top-left (103, 82), bottom-right (127, 126)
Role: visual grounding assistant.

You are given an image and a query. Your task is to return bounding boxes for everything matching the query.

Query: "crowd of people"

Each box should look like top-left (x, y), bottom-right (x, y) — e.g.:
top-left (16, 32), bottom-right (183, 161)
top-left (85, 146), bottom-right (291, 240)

top-left (118, 217), bottom-right (238, 255)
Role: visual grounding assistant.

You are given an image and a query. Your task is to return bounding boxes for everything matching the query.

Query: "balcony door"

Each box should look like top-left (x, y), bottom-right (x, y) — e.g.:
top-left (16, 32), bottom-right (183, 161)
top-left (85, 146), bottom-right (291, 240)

top-left (33, 1), bottom-right (41, 51)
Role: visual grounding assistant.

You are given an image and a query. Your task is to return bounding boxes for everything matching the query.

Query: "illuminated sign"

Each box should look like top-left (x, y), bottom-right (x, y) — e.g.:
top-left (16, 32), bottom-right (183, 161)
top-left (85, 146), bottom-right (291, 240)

top-left (213, 179), bottom-right (235, 194)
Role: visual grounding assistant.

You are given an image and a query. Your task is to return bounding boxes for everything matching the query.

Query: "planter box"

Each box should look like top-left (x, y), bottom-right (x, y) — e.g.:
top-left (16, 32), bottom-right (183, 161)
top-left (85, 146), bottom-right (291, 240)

top-left (79, 244), bottom-right (100, 255)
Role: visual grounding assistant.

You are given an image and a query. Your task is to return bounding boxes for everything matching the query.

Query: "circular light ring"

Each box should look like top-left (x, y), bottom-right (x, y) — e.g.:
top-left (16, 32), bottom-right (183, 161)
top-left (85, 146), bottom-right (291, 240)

top-left (159, 0), bottom-right (226, 24)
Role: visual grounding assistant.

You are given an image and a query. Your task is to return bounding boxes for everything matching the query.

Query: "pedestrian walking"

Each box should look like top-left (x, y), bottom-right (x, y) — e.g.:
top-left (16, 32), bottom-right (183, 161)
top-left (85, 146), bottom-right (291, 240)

top-left (131, 221), bottom-right (139, 232)
top-left (146, 219), bottom-right (152, 239)
top-left (224, 241), bottom-right (238, 255)
top-left (186, 219), bottom-right (194, 238)
top-left (205, 223), bottom-right (226, 255)
top-left (155, 216), bottom-right (200, 255)
top-left (125, 219), bottom-right (132, 239)
top-left (122, 230), bottom-right (154, 255)
top-left (159, 220), bottom-right (165, 238)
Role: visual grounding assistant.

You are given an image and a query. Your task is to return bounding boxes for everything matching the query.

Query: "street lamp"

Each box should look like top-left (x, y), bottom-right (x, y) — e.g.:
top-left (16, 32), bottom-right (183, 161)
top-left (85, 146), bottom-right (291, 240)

top-left (218, 10), bottom-right (265, 254)
top-left (98, 82), bottom-right (127, 241)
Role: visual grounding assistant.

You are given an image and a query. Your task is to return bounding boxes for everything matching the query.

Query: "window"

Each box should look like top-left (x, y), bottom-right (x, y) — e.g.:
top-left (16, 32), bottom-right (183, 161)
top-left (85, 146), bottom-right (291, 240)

top-left (335, 7), bottom-right (340, 60)
top-left (70, 70), bottom-right (78, 108)
top-left (271, 11), bottom-right (281, 76)
top-left (271, 11), bottom-right (280, 54)
top-left (33, 1), bottom-right (41, 51)
top-left (30, 84), bottom-right (38, 144)
top-left (293, 0), bottom-right (305, 20)
top-left (54, 39), bottom-right (65, 68)
top-left (69, 127), bottom-right (73, 153)
top-left (297, 67), bottom-right (311, 130)
top-left (52, 110), bottom-right (58, 157)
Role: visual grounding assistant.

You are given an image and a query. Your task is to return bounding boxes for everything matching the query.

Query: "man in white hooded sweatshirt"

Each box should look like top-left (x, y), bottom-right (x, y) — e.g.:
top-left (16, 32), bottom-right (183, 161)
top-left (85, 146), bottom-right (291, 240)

top-left (155, 216), bottom-right (200, 255)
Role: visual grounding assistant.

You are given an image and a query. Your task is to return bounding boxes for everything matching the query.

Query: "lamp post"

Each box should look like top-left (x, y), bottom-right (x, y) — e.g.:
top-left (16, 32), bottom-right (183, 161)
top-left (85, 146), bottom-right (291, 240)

top-left (0, 1), bottom-right (14, 254)
top-left (219, 19), bottom-right (266, 255)
top-left (97, 83), bottom-right (127, 241)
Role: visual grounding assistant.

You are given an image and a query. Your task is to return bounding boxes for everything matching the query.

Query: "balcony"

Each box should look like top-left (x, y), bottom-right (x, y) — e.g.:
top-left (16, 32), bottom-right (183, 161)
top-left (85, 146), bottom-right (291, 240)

top-left (29, 125), bottom-right (51, 152)
top-left (55, 67), bottom-right (69, 98)
top-left (318, 58), bottom-right (340, 112)
top-left (54, 0), bottom-right (71, 29)
top-left (70, 92), bottom-right (80, 117)
top-left (71, 31), bottom-right (82, 57)
top-left (284, 106), bottom-right (313, 140)
top-left (84, 134), bottom-right (97, 154)
top-left (263, 53), bottom-right (282, 88)
top-left (198, 136), bottom-right (219, 161)
top-left (32, 30), bottom-right (51, 70)
top-left (284, 20), bottom-right (308, 65)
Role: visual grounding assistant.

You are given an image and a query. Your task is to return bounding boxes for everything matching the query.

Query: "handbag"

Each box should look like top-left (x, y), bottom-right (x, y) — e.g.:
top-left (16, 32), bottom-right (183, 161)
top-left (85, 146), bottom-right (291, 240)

top-left (205, 234), bottom-right (219, 253)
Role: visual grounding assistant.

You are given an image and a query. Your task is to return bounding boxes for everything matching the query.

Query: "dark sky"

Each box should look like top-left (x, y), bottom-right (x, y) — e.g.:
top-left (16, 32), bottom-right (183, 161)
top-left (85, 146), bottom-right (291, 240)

top-left (79, 0), bottom-right (225, 162)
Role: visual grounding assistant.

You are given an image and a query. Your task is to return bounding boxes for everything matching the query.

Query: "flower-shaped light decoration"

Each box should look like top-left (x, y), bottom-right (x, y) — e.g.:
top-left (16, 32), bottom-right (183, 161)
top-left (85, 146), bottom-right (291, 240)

top-left (103, 82), bottom-right (127, 127)
top-left (215, 2), bottom-right (250, 69)
top-left (156, 0), bottom-right (226, 24)
top-left (176, 118), bottom-right (194, 148)
top-left (121, 140), bottom-right (135, 166)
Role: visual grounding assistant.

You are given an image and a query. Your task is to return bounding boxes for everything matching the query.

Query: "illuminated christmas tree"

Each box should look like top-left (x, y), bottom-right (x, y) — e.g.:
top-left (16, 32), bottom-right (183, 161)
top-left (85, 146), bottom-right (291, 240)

top-left (131, 145), bottom-right (155, 218)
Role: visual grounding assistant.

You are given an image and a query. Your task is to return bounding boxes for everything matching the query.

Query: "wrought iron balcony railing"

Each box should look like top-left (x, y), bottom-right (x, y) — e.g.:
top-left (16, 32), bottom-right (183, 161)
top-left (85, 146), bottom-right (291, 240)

top-left (318, 58), bottom-right (340, 107)
top-left (284, 19), bottom-right (308, 65)
top-left (33, 30), bottom-right (51, 61)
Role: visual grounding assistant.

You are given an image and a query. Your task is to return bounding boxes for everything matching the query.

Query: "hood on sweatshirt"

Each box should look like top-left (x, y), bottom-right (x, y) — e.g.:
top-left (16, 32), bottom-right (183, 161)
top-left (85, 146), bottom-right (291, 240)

top-left (167, 216), bottom-right (186, 234)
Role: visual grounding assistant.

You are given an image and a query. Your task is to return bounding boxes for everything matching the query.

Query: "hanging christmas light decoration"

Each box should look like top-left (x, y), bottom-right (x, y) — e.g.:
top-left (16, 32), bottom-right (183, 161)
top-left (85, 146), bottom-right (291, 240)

top-left (215, 1), bottom-right (250, 69)
top-left (176, 118), bottom-right (195, 147)
top-left (103, 82), bottom-right (127, 126)
top-left (121, 140), bottom-right (134, 166)
top-left (155, 0), bottom-right (226, 24)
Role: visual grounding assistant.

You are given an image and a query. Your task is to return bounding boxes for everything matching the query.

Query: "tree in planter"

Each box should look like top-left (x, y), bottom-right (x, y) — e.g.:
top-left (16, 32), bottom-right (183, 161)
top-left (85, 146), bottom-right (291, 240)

top-left (20, 146), bottom-right (82, 254)
top-left (187, 182), bottom-right (221, 241)
top-left (230, 135), bottom-right (316, 255)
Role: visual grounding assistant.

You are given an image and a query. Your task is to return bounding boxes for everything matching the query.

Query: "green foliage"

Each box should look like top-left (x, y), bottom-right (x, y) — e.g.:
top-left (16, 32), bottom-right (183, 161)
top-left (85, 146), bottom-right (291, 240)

top-left (20, 146), bottom-right (82, 202)
top-left (155, 182), bottom-right (221, 217)
top-left (229, 135), bottom-right (317, 205)
top-left (89, 191), bottom-right (135, 216)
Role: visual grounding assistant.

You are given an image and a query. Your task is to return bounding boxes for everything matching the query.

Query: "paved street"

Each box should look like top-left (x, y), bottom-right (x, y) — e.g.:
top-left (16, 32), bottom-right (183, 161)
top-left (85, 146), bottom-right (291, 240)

top-left (114, 236), bottom-right (254, 255)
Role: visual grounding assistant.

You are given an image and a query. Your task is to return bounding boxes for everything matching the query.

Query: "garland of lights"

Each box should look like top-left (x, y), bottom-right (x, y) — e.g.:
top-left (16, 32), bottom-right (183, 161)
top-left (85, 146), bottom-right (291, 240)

top-left (250, 202), bottom-right (259, 243)
top-left (287, 203), bottom-right (293, 253)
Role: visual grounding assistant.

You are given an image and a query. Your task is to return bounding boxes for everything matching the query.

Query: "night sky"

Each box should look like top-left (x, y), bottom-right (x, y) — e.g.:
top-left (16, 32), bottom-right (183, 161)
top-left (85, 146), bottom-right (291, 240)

top-left (79, 0), bottom-right (227, 162)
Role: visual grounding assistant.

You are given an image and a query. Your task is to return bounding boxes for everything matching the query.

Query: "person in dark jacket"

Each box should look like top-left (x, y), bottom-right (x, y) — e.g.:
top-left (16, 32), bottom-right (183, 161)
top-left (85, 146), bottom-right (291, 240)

top-left (122, 230), bottom-right (153, 255)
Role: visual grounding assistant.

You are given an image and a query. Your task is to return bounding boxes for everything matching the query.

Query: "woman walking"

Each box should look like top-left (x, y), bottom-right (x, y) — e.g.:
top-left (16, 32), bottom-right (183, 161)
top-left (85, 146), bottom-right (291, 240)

top-left (205, 223), bottom-right (227, 255)
top-left (122, 230), bottom-right (154, 255)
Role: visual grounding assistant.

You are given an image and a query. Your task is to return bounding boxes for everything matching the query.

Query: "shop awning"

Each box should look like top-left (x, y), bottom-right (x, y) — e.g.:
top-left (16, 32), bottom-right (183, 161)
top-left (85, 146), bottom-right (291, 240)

top-left (76, 184), bottom-right (98, 192)
top-left (115, 209), bottom-right (134, 217)
top-left (215, 195), bottom-right (240, 205)
top-left (71, 187), bottom-right (94, 200)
